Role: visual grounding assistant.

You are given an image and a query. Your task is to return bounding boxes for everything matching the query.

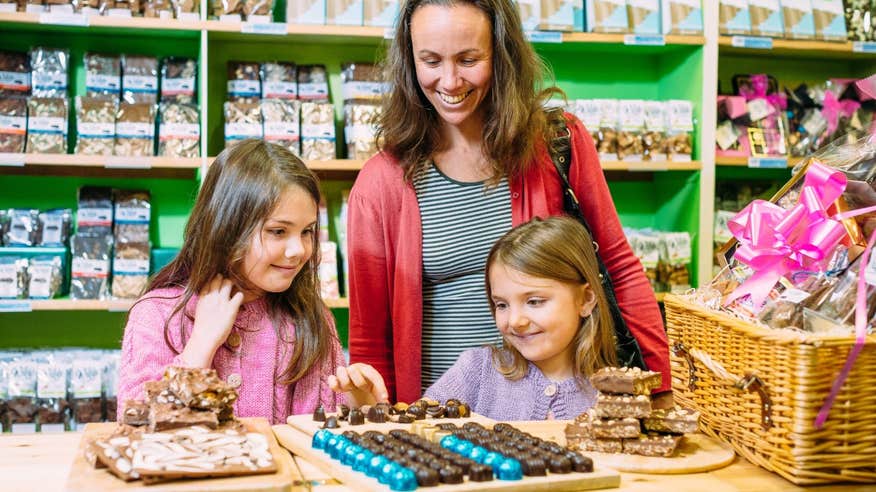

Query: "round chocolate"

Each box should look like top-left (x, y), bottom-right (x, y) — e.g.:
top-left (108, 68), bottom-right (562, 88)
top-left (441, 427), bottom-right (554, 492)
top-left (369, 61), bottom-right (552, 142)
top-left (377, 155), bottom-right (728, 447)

top-left (496, 458), bottom-right (523, 480)
top-left (462, 422), bottom-right (484, 432)
top-left (468, 463), bottom-right (494, 482)
top-left (492, 423), bottom-right (513, 434)
top-left (367, 406), bottom-right (387, 423)
top-left (392, 402), bottom-right (409, 414)
top-left (390, 468), bottom-right (418, 491)
top-left (436, 423), bottom-right (458, 431)
top-left (522, 456), bottom-right (547, 476)
top-left (341, 430), bottom-right (359, 442)
top-left (439, 465), bottom-right (464, 484)
top-left (338, 404), bottom-right (350, 419)
top-left (397, 414), bottom-right (415, 424)
top-left (425, 406), bottom-right (445, 418)
top-left (406, 405), bottom-right (426, 420)
top-left (428, 459), bottom-right (447, 471)
top-left (389, 429), bottom-right (407, 440)
top-left (549, 455), bottom-right (572, 474)
top-left (348, 408), bottom-right (365, 425)
top-left (444, 405), bottom-right (460, 418)
top-left (566, 452), bottom-right (594, 473)
top-left (444, 398), bottom-right (461, 407)
top-left (322, 416), bottom-right (340, 429)
top-left (457, 403), bottom-right (471, 418)
top-left (311, 429), bottom-right (331, 450)
top-left (414, 466), bottom-right (440, 486)
top-left (312, 405), bottom-right (326, 422)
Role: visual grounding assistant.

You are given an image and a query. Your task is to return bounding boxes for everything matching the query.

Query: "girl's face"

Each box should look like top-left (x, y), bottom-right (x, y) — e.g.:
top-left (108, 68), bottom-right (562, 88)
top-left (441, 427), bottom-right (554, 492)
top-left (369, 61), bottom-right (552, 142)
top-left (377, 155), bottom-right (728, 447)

top-left (410, 4), bottom-right (493, 130)
top-left (240, 185), bottom-right (318, 301)
top-left (489, 262), bottom-right (596, 380)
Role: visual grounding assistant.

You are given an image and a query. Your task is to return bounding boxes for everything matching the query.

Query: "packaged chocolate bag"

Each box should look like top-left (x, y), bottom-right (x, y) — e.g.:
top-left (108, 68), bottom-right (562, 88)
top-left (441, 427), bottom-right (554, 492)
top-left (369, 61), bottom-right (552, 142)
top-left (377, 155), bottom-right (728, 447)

top-left (38, 208), bottom-right (72, 247)
top-left (113, 189), bottom-right (151, 244)
top-left (301, 101), bottom-right (335, 160)
top-left (261, 98), bottom-right (300, 155)
top-left (77, 185), bottom-right (113, 235)
top-left (114, 102), bottom-right (156, 157)
top-left (0, 97), bottom-right (27, 153)
top-left (261, 62), bottom-right (297, 100)
top-left (70, 232), bottom-right (113, 300)
top-left (158, 102), bottom-right (200, 158)
top-left (29, 47), bottom-right (68, 97)
top-left (0, 51), bottom-right (31, 97)
top-left (122, 55), bottom-right (159, 104)
top-left (341, 62), bottom-right (386, 104)
top-left (344, 102), bottom-right (380, 160)
top-left (71, 357), bottom-right (104, 427)
top-left (0, 257), bottom-right (28, 299)
top-left (27, 255), bottom-right (64, 299)
top-left (160, 57), bottom-right (197, 104)
top-left (297, 64), bottom-right (329, 101)
top-left (224, 100), bottom-right (262, 148)
top-left (75, 95), bottom-right (117, 156)
top-left (26, 96), bottom-right (68, 154)
top-left (227, 61), bottom-right (261, 102)
top-left (112, 241), bottom-right (150, 299)
top-left (85, 52), bottom-right (121, 97)
top-left (36, 357), bottom-right (70, 433)
top-left (5, 357), bottom-right (38, 433)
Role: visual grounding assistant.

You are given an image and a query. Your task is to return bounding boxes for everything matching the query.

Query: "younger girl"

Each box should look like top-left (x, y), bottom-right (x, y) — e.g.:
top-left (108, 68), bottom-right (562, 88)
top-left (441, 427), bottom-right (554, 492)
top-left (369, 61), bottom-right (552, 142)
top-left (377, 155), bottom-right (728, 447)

top-left (425, 216), bottom-right (617, 420)
top-left (117, 139), bottom-right (385, 423)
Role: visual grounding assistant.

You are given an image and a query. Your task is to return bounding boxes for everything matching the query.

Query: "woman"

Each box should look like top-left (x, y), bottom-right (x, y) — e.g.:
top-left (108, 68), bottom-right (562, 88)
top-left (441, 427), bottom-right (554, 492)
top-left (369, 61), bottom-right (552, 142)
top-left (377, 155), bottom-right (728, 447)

top-left (347, 0), bottom-right (671, 406)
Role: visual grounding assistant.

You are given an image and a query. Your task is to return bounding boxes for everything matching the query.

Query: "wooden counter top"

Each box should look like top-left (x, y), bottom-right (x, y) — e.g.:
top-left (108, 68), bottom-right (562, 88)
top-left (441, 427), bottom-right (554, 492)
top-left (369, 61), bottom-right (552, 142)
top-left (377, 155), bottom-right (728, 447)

top-left (3, 430), bottom-right (876, 492)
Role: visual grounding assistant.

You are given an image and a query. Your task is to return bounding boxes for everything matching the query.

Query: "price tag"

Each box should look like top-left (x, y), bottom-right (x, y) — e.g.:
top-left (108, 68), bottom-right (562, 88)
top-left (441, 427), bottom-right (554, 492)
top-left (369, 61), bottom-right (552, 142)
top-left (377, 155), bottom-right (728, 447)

top-left (0, 300), bottom-right (33, 312)
top-left (623, 34), bottom-right (665, 46)
top-left (39, 12), bottom-right (89, 26)
top-left (747, 156), bottom-right (787, 168)
top-left (241, 22), bottom-right (287, 35)
top-left (0, 153), bottom-right (25, 166)
top-left (852, 42), bottom-right (876, 53)
top-left (525, 31), bottom-right (563, 43)
top-left (105, 156), bottom-right (152, 169)
top-left (730, 36), bottom-right (773, 50)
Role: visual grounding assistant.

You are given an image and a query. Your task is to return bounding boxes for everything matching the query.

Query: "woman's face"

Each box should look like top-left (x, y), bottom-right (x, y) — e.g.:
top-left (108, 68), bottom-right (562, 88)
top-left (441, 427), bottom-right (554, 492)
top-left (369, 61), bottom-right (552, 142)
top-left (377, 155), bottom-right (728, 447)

top-left (410, 3), bottom-right (493, 130)
top-left (239, 185), bottom-right (317, 301)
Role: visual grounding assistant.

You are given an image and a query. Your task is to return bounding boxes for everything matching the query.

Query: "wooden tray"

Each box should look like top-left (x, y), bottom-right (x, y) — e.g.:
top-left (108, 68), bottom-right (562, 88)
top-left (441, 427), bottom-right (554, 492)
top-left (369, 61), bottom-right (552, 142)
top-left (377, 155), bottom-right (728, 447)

top-left (273, 423), bottom-right (621, 492)
top-left (516, 420), bottom-right (736, 474)
top-left (286, 412), bottom-right (498, 436)
top-left (65, 418), bottom-right (297, 492)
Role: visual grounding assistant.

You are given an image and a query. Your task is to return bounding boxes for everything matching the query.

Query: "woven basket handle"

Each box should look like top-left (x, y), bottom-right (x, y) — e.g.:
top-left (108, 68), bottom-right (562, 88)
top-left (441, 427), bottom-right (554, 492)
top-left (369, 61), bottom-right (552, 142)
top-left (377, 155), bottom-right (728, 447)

top-left (672, 341), bottom-right (774, 430)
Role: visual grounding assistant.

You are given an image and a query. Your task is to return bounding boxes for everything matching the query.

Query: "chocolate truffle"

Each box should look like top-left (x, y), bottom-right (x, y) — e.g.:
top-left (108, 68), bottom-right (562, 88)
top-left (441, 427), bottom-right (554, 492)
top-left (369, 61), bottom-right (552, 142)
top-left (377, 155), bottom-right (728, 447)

top-left (439, 465), bottom-right (464, 484)
top-left (548, 455), bottom-right (572, 474)
top-left (312, 404), bottom-right (326, 422)
top-left (469, 463), bottom-right (494, 481)
top-left (415, 466), bottom-right (440, 486)
top-left (323, 416), bottom-right (339, 429)
top-left (349, 408), bottom-right (365, 425)
top-left (522, 457), bottom-right (547, 476)
top-left (567, 452), bottom-right (594, 473)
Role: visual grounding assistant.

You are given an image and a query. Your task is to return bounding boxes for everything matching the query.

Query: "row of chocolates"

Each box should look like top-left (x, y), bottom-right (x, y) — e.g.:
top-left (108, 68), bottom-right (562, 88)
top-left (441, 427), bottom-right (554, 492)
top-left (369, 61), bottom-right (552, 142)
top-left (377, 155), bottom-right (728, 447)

top-left (716, 74), bottom-right (875, 159)
top-left (561, 98), bottom-right (695, 163)
top-left (0, 0), bottom-right (198, 19)
top-left (0, 349), bottom-right (120, 433)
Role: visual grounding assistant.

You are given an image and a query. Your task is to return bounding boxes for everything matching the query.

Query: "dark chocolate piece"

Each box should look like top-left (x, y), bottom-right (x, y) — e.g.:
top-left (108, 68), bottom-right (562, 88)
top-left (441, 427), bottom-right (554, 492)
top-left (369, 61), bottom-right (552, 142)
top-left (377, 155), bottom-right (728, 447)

top-left (438, 465), bottom-right (463, 484)
top-left (468, 463), bottom-right (493, 481)
top-left (590, 366), bottom-right (662, 395)
top-left (522, 456), bottom-right (546, 476)
top-left (549, 455), bottom-right (572, 474)
top-left (338, 404), bottom-right (350, 419)
top-left (415, 466), bottom-right (439, 486)
top-left (349, 408), bottom-right (365, 425)
top-left (367, 405), bottom-right (386, 423)
top-left (323, 416), bottom-right (339, 429)
top-left (122, 400), bottom-right (149, 426)
top-left (566, 451), bottom-right (594, 472)
top-left (312, 405), bottom-right (326, 422)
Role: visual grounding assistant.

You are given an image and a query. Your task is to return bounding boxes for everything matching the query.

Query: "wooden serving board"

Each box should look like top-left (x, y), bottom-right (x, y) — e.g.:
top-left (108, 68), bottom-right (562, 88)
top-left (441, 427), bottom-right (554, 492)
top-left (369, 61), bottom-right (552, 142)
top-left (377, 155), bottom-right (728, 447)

top-left (65, 418), bottom-right (297, 492)
top-left (515, 420), bottom-right (736, 474)
top-left (286, 412), bottom-right (498, 436)
top-left (273, 423), bottom-right (621, 492)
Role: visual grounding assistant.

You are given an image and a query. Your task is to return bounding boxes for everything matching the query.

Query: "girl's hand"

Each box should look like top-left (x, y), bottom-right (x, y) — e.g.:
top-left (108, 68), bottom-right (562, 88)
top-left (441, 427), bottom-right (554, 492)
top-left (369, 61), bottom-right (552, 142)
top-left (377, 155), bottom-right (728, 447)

top-left (328, 363), bottom-right (389, 407)
top-left (181, 275), bottom-right (245, 367)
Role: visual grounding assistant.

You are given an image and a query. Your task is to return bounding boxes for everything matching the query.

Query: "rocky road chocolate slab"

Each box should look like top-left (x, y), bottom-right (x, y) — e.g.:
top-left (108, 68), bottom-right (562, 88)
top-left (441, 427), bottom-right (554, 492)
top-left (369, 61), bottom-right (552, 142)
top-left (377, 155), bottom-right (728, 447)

top-left (593, 393), bottom-right (652, 419)
top-left (148, 403), bottom-right (218, 432)
top-left (590, 366), bottom-right (662, 395)
top-left (571, 409), bottom-right (641, 439)
top-left (643, 407), bottom-right (700, 435)
top-left (567, 436), bottom-right (623, 454)
top-left (622, 433), bottom-right (683, 457)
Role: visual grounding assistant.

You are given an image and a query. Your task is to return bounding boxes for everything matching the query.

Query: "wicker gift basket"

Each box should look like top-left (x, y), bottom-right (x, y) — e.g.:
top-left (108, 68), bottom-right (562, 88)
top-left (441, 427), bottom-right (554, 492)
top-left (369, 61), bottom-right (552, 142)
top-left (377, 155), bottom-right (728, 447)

top-left (665, 293), bottom-right (876, 484)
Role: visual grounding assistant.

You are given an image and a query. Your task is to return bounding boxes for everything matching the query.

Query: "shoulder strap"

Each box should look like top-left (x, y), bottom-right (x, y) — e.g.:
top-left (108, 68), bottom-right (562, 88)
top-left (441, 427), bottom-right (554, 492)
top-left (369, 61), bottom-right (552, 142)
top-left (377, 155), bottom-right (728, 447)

top-left (544, 107), bottom-right (595, 238)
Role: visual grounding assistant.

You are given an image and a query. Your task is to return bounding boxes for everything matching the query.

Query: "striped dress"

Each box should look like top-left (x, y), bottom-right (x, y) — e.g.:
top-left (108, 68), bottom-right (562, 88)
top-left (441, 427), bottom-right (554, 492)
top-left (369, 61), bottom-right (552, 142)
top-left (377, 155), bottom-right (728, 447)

top-left (414, 162), bottom-right (512, 391)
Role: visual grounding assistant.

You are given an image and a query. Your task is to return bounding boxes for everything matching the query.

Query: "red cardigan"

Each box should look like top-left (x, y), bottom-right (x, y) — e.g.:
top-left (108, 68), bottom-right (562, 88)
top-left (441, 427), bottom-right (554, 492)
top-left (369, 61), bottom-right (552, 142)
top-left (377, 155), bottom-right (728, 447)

top-left (347, 113), bottom-right (670, 403)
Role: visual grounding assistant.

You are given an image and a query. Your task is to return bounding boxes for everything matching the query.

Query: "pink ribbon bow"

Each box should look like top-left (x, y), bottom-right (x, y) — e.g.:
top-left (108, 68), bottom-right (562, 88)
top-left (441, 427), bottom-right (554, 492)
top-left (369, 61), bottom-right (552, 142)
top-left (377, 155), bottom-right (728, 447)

top-left (822, 91), bottom-right (862, 137)
top-left (724, 163), bottom-right (849, 309)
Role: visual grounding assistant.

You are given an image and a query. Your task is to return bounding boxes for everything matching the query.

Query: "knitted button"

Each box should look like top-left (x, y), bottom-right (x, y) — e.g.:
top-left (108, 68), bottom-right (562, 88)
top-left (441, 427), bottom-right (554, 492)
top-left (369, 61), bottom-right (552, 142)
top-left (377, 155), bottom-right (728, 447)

top-left (227, 373), bottom-right (242, 388)
top-left (227, 332), bottom-right (241, 348)
top-left (544, 384), bottom-right (557, 396)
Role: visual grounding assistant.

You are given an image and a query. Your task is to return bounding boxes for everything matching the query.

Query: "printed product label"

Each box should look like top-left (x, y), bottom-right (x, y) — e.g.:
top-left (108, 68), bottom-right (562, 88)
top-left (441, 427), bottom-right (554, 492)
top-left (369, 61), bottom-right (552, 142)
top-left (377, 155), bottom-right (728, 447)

top-left (262, 80), bottom-right (298, 99)
top-left (0, 264), bottom-right (16, 298)
top-left (72, 258), bottom-right (110, 278)
top-left (302, 123), bottom-right (335, 139)
top-left (116, 122), bottom-right (154, 138)
top-left (225, 122), bottom-right (263, 140)
top-left (298, 82), bottom-right (329, 100)
top-left (123, 75), bottom-right (158, 93)
top-left (162, 77), bottom-right (196, 96)
top-left (342, 81), bottom-right (387, 101)
top-left (41, 215), bottom-right (63, 244)
top-left (159, 123), bottom-right (199, 140)
top-left (114, 206), bottom-right (149, 223)
top-left (86, 73), bottom-right (120, 93)
top-left (28, 265), bottom-right (53, 298)
top-left (264, 121), bottom-right (300, 140)
top-left (28, 116), bottom-right (66, 135)
top-left (32, 72), bottom-right (67, 93)
top-left (227, 80), bottom-right (260, 98)
top-left (113, 258), bottom-right (149, 275)
top-left (72, 364), bottom-right (102, 398)
top-left (576, 99), bottom-right (602, 128)
top-left (78, 121), bottom-right (114, 138)
top-left (667, 100), bottom-right (694, 131)
top-left (0, 115), bottom-right (26, 135)
top-left (77, 207), bottom-right (112, 227)
top-left (0, 70), bottom-right (31, 92)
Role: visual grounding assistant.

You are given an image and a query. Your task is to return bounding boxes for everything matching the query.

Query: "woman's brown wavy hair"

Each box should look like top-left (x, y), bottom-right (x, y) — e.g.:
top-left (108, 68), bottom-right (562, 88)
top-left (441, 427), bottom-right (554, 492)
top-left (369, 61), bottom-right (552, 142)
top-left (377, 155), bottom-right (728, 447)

top-left (485, 216), bottom-right (617, 384)
top-left (140, 139), bottom-right (333, 385)
top-left (378, 0), bottom-right (561, 182)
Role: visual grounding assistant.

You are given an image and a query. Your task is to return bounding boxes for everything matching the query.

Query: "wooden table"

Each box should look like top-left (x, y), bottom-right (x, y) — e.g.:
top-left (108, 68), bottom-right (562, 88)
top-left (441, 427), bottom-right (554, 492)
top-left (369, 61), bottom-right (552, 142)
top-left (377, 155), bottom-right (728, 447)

top-left (4, 430), bottom-right (876, 492)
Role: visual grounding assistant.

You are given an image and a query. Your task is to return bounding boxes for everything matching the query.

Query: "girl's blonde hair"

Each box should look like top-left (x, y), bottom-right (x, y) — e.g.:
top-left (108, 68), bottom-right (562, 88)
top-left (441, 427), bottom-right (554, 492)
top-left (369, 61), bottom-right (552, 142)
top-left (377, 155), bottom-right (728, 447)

top-left (485, 216), bottom-right (618, 382)
top-left (142, 139), bottom-right (334, 385)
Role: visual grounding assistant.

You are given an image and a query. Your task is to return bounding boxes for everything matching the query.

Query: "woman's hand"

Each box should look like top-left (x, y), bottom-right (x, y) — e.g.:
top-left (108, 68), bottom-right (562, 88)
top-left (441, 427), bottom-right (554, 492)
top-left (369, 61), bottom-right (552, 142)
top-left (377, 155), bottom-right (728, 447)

top-left (328, 363), bottom-right (389, 407)
top-left (181, 275), bottom-right (244, 368)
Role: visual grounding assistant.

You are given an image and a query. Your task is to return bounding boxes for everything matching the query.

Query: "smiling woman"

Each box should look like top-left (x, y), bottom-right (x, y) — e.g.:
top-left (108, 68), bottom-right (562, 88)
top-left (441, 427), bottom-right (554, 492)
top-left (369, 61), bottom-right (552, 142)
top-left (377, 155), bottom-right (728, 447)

top-left (347, 0), bottom-right (672, 408)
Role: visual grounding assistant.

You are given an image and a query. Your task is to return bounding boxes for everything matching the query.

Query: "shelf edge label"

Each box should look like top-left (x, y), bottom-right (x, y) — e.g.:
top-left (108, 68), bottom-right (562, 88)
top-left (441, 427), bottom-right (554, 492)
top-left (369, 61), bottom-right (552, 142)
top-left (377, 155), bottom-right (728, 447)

top-left (241, 22), bottom-right (287, 35)
top-left (0, 300), bottom-right (32, 312)
top-left (748, 156), bottom-right (787, 168)
top-left (105, 157), bottom-right (152, 169)
top-left (525, 31), bottom-right (563, 44)
top-left (624, 34), bottom-right (666, 46)
top-left (39, 13), bottom-right (89, 26)
top-left (0, 153), bottom-right (25, 166)
top-left (731, 36), bottom-right (773, 50)
top-left (852, 42), bottom-right (876, 53)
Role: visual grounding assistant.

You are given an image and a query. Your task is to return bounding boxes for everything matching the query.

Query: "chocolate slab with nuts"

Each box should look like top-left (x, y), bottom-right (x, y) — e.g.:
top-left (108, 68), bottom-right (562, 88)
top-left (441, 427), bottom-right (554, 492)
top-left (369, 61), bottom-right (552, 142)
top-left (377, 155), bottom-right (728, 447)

top-left (643, 407), bottom-right (700, 435)
top-left (148, 403), bottom-right (219, 432)
top-left (567, 436), bottom-right (623, 454)
top-left (593, 393), bottom-right (652, 419)
top-left (589, 366), bottom-right (662, 395)
top-left (571, 409), bottom-right (641, 439)
top-left (622, 433), bottom-right (683, 457)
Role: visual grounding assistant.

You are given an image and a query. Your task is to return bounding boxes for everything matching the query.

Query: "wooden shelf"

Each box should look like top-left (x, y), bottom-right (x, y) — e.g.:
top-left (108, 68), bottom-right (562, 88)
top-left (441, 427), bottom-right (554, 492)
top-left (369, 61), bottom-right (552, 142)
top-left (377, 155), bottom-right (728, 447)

top-left (0, 11), bottom-right (202, 36)
top-left (715, 155), bottom-right (802, 168)
top-left (562, 32), bottom-right (704, 46)
top-left (0, 153), bottom-right (202, 178)
top-left (718, 36), bottom-right (874, 60)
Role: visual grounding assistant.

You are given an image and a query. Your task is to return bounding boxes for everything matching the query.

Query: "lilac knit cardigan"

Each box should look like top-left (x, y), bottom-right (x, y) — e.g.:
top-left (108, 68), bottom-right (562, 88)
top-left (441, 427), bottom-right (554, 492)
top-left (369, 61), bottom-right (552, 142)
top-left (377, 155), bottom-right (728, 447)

top-left (117, 287), bottom-right (344, 424)
top-left (424, 347), bottom-right (597, 421)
